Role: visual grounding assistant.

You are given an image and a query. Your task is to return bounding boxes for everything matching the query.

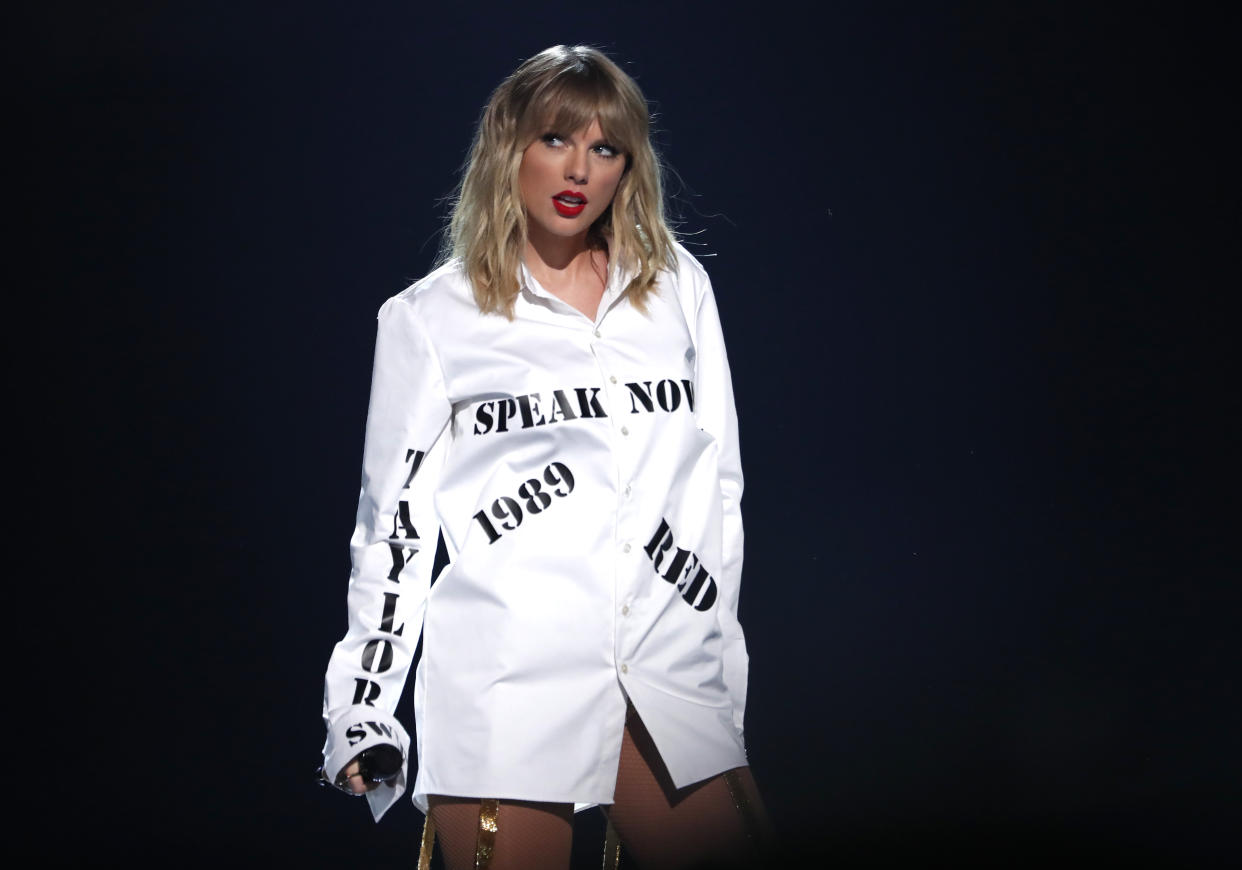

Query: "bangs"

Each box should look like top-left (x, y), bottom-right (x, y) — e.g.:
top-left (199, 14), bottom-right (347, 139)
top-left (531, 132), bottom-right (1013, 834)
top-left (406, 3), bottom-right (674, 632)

top-left (518, 69), bottom-right (644, 154)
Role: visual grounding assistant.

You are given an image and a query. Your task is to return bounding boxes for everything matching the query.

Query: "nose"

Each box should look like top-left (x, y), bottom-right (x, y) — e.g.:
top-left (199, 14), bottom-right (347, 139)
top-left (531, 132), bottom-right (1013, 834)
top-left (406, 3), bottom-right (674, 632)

top-left (565, 147), bottom-right (588, 186)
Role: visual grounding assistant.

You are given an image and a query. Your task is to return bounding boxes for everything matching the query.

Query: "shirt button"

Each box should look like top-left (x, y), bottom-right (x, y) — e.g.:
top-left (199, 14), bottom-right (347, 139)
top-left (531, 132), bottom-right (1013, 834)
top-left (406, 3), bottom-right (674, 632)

top-left (620, 426), bottom-right (629, 436)
top-left (624, 483), bottom-right (632, 497)
top-left (623, 542), bottom-right (631, 553)
top-left (620, 663), bottom-right (629, 674)
top-left (609, 375), bottom-right (617, 384)
top-left (621, 604), bottom-right (630, 616)
top-left (594, 329), bottom-right (602, 338)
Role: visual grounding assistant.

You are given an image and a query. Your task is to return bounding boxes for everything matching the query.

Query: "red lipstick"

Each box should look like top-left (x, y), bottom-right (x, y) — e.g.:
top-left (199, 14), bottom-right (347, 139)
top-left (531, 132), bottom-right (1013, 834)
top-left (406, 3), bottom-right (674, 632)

top-left (552, 190), bottom-right (587, 217)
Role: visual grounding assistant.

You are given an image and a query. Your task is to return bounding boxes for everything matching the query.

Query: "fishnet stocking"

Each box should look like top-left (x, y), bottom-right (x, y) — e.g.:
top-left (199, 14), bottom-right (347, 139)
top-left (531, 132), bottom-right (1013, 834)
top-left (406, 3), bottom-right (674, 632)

top-left (425, 702), bottom-right (772, 870)
top-left (428, 795), bottom-right (574, 870)
top-left (603, 703), bottom-right (774, 869)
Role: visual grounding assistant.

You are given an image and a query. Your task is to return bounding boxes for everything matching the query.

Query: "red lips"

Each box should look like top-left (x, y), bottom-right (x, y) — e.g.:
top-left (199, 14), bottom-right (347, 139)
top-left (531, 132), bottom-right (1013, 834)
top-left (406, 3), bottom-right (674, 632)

top-left (552, 190), bottom-right (587, 217)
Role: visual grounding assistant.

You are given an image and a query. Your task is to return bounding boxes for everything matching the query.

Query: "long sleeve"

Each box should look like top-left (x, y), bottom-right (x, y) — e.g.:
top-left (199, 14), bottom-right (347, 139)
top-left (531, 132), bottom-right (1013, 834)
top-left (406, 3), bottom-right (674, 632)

top-left (321, 294), bottom-right (452, 821)
top-left (689, 268), bottom-right (749, 742)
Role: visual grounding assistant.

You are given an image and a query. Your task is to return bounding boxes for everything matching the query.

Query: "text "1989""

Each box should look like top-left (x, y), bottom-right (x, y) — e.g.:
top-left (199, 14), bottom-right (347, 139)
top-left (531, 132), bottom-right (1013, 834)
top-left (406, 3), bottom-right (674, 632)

top-left (473, 461), bottom-right (575, 544)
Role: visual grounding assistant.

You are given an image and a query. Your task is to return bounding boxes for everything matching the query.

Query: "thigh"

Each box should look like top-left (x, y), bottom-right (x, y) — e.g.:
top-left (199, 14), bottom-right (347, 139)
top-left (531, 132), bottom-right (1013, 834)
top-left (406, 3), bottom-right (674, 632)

top-left (604, 704), bottom-right (774, 869)
top-left (428, 795), bottom-right (574, 870)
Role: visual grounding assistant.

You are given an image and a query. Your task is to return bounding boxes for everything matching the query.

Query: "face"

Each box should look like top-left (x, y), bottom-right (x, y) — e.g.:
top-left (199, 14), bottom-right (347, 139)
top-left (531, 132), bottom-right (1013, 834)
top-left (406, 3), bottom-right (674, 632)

top-left (518, 117), bottom-right (627, 241)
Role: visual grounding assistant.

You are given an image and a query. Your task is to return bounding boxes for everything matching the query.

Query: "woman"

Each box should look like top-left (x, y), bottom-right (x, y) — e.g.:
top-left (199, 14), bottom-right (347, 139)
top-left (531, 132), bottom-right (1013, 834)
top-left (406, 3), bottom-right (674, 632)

top-left (319, 45), bottom-right (770, 869)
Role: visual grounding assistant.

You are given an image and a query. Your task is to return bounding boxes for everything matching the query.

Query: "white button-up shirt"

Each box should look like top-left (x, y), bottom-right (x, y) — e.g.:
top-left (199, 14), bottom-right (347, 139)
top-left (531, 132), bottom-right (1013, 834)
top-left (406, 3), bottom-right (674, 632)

top-left (321, 243), bottom-right (749, 820)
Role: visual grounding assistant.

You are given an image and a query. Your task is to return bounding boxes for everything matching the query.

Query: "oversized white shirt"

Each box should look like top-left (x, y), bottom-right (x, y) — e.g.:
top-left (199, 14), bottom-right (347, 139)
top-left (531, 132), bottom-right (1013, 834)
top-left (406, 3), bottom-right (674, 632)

top-left (321, 242), bottom-right (749, 820)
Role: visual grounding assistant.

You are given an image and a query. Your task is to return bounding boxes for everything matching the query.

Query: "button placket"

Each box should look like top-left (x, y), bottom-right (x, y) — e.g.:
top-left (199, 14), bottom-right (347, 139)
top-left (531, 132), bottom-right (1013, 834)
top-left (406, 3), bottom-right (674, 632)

top-left (593, 330), bottom-right (639, 686)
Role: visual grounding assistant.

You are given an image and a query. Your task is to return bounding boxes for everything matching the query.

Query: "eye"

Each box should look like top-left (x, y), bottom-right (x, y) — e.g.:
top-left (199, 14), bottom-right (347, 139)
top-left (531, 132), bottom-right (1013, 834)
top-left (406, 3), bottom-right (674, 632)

top-left (592, 143), bottom-right (620, 158)
top-left (540, 133), bottom-right (565, 147)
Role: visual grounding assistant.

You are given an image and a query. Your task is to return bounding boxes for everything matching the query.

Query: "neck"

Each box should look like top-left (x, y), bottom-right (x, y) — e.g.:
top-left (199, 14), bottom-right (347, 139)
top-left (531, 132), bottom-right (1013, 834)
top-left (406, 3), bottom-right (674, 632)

top-left (524, 222), bottom-right (603, 281)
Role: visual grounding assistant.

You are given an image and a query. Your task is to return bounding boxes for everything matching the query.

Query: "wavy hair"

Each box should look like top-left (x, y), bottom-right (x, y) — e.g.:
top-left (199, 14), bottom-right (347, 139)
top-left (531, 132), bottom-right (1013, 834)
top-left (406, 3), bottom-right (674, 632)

top-left (439, 45), bottom-right (678, 318)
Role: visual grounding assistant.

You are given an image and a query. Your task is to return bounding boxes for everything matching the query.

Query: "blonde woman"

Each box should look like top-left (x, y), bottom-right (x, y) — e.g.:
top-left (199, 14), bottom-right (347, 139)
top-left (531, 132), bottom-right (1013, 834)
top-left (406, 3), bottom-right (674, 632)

top-left (319, 45), bottom-right (771, 869)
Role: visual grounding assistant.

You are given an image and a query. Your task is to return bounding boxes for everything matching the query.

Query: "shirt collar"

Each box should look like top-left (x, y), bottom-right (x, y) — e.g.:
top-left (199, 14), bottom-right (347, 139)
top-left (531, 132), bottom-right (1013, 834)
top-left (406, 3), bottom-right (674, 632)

top-left (517, 255), bottom-right (637, 318)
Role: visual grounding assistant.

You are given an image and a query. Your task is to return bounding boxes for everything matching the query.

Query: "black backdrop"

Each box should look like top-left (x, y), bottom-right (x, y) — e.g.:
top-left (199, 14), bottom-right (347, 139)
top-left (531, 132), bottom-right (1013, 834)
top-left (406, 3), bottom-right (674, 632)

top-left (16, 2), bottom-right (1235, 866)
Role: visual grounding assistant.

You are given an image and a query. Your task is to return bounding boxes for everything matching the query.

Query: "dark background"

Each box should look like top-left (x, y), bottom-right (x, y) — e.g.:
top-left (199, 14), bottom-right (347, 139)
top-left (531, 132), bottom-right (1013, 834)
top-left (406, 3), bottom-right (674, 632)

top-left (15, 1), bottom-right (1235, 866)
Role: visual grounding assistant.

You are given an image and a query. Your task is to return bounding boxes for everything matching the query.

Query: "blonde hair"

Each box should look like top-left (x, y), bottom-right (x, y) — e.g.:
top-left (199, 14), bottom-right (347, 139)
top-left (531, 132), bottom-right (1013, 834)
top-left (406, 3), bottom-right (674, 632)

top-left (440, 45), bottom-right (678, 318)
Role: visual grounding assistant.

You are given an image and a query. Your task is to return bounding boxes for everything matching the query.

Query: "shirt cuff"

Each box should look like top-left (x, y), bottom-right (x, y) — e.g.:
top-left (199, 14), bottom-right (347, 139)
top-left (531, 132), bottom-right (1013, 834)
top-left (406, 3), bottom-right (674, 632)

top-left (323, 707), bottom-right (412, 822)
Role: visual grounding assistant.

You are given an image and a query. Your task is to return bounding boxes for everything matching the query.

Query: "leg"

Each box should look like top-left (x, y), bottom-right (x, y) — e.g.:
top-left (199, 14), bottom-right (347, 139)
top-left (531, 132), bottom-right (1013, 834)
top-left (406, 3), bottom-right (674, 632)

top-left (427, 795), bottom-right (574, 870)
top-left (604, 703), bottom-right (775, 869)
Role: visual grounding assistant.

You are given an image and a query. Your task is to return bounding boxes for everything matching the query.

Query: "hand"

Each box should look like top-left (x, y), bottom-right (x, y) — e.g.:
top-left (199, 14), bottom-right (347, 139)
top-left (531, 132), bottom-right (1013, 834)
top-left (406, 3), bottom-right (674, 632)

top-left (318, 744), bottom-right (402, 795)
top-left (340, 757), bottom-right (378, 795)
